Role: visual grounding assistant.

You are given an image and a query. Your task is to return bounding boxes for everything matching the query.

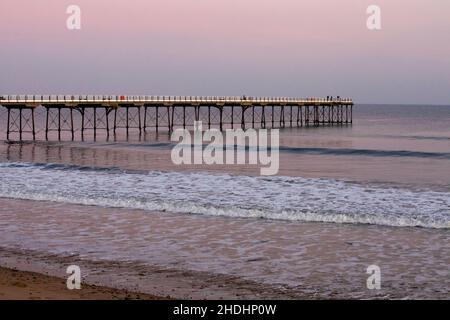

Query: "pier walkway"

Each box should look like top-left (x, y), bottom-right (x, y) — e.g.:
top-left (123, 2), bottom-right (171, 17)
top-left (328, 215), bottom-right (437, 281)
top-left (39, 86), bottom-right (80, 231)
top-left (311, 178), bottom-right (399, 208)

top-left (0, 95), bottom-right (353, 140)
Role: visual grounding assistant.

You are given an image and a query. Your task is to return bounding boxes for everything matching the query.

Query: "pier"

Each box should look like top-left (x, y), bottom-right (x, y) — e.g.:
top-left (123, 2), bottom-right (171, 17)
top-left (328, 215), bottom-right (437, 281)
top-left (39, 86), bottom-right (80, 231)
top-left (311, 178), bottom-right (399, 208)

top-left (0, 95), bottom-right (353, 140)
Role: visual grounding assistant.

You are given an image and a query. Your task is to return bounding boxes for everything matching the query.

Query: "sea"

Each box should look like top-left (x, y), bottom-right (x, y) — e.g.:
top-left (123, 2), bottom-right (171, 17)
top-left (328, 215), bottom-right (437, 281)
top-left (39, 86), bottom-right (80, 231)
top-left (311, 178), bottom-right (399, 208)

top-left (0, 104), bottom-right (448, 299)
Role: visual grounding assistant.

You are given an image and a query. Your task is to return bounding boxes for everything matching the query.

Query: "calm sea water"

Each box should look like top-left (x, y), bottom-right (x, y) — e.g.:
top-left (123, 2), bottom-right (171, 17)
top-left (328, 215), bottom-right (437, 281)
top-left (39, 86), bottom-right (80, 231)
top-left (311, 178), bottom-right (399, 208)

top-left (0, 104), bottom-right (449, 298)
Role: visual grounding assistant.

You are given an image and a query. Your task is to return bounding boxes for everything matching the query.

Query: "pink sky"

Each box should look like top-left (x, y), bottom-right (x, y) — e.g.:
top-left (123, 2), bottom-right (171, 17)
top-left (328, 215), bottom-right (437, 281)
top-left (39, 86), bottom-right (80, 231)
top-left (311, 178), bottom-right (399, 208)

top-left (1, 0), bottom-right (449, 104)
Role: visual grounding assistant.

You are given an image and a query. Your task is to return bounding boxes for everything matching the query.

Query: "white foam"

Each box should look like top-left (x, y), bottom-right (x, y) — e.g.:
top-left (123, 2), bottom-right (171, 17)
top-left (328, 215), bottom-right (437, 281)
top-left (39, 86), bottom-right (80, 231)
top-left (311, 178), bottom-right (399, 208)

top-left (0, 162), bottom-right (448, 229)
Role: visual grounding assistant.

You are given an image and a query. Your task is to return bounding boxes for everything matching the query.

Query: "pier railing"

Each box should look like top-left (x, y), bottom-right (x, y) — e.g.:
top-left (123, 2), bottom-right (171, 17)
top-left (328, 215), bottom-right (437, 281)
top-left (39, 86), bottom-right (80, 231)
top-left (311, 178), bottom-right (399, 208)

top-left (0, 95), bottom-right (353, 104)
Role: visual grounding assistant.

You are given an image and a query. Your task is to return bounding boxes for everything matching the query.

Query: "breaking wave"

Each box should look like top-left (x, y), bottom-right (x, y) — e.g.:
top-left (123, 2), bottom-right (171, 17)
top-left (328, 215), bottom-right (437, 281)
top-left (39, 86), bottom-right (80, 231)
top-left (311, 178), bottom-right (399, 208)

top-left (0, 162), bottom-right (448, 229)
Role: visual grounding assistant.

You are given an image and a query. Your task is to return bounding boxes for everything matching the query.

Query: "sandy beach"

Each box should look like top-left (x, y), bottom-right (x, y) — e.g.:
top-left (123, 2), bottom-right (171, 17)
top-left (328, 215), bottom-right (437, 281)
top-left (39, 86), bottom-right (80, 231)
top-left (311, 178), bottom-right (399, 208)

top-left (0, 266), bottom-right (162, 300)
top-left (0, 244), bottom-right (306, 300)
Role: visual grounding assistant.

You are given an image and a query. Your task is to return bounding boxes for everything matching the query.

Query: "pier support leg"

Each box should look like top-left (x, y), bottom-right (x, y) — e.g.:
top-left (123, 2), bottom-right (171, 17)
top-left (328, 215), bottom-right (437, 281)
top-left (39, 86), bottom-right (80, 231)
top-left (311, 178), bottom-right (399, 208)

top-left (290, 106), bottom-right (293, 127)
top-left (114, 108), bottom-right (118, 134)
top-left (322, 106), bottom-right (326, 125)
top-left (195, 106), bottom-right (200, 122)
top-left (301, 106), bottom-right (304, 126)
top-left (93, 107), bottom-right (97, 138)
top-left (70, 108), bottom-right (74, 140)
top-left (261, 107), bottom-right (266, 129)
top-left (345, 105), bottom-right (349, 124)
top-left (314, 106), bottom-right (319, 126)
top-left (45, 107), bottom-right (49, 140)
top-left (170, 106), bottom-right (175, 132)
top-left (19, 108), bottom-right (22, 140)
top-left (305, 106), bottom-right (309, 126)
top-left (126, 106), bottom-right (129, 134)
top-left (138, 106), bottom-right (142, 134)
top-left (106, 107), bottom-right (110, 137)
top-left (271, 106), bottom-right (274, 128)
top-left (81, 108), bottom-right (85, 140)
top-left (6, 108), bottom-right (10, 140)
top-left (252, 106), bottom-right (255, 129)
top-left (58, 107), bottom-right (61, 140)
top-left (338, 105), bottom-right (341, 124)
top-left (328, 106), bottom-right (331, 124)
top-left (32, 108), bottom-right (35, 140)
top-left (331, 106), bottom-right (334, 125)
top-left (156, 106), bottom-right (159, 133)
top-left (167, 106), bottom-right (171, 132)
top-left (143, 107), bottom-right (147, 133)
top-left (350, 105), bottom-right (353, 124)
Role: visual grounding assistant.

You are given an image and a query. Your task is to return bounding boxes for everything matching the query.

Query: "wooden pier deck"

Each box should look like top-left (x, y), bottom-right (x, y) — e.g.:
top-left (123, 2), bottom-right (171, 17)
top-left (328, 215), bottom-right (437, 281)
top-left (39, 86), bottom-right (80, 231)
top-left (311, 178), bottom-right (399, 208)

top-left (0, 95), bottom-right (353, 140)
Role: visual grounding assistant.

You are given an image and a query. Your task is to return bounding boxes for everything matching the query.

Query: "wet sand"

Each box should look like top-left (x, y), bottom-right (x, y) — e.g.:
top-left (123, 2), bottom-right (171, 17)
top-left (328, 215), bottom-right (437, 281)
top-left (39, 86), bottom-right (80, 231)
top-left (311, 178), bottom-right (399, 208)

top-left (0, 246), bottom-right (303, 300)
top-left (0, 266), bottom-right (162, 300)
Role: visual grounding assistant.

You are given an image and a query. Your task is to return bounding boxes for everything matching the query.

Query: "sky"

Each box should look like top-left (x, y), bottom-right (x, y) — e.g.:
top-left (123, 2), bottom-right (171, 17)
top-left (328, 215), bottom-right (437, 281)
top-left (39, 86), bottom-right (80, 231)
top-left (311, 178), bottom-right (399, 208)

top-left (0, 0), bottom-right (449, 104)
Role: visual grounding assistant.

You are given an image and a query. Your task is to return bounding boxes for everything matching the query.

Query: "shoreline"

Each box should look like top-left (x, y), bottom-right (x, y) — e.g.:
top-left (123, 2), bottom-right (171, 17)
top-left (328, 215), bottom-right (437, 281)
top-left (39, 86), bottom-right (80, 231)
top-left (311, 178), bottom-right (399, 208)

top-left (0, 266), bottom-right (163, 300)
top-left (0, 247), bottom-right (304, 300)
